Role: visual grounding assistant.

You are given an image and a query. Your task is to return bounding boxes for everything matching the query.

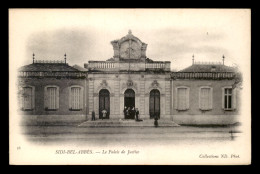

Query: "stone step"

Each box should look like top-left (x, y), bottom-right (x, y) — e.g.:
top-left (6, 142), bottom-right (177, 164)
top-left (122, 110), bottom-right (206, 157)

top-left (78, 119), bottom-right (180, 127)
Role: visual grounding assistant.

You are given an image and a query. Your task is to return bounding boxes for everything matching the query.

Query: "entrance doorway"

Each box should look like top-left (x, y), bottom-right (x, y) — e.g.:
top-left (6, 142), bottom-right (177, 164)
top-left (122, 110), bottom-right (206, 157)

top-left (124, 89), bottom-right (135, 119)
top-left (149, 89), bottom-right (160, 119)
top-left (99, 89), bottom-right (110, 119)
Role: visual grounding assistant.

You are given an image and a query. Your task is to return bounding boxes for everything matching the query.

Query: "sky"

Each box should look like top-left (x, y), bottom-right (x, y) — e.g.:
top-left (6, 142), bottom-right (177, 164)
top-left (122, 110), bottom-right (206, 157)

top-left (9, 9), bottom-right (250, 71)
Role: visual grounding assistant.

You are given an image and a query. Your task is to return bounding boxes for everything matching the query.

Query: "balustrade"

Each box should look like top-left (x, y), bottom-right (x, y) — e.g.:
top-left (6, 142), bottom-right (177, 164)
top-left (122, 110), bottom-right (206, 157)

top-left (172, 72), bottom-right (235, 80)
top-left (145, 63), bottom-right (166, 69)
top-left (88, 62), bottom-right (115, 69)
top-left (19, 71), bottom-right (86, 78)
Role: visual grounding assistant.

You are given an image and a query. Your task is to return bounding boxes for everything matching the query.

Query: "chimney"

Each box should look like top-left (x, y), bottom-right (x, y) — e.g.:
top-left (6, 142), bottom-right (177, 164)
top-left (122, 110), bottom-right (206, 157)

top-left (64, 53), bottom-right (67, 64)
top-left (33, 53), bottom-right (35, 64)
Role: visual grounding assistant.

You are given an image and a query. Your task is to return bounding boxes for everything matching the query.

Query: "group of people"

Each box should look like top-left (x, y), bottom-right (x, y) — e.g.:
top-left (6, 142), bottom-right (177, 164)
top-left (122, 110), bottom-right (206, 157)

top-left (91, 109), bottom-right (107, 121)
top-left (91, 106), bottom-right (143, 121)
top-left (123, 106), bottom-right (141, 121)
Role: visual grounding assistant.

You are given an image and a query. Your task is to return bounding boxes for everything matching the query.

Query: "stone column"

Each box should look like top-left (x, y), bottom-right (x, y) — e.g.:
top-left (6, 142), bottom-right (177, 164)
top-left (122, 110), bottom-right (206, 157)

top-left (144, 93), bottom-right (150, 119)
top-left (139, 79), bottom-right (145, 118)
top-left (165, 79), bottom-right (171, 119)
top-left (161, 94), bottom-right (165, 117)
top-left (94, 93), bottom-right (99, 118)
top-left (135, 95), bottom-right (140, 115)
top-left (88, 78), bottom-right (94, 117)
top-left (114, 77), bottom-right (121, 118)
top-left (120, 94), bottom-right (124, 119)
top-left (110, 93), bottom-right (114, 119)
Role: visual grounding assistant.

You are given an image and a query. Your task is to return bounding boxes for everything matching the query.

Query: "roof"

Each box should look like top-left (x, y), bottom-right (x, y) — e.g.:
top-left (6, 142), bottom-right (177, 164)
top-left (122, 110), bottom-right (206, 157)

top-left (145, 58), bottom-right (154, 62)
top-left (72, 64), bottom-right (88, 72)
top-left (179, 64), bottom-right (235, 73)
top-left (19, 63), bottom-right (79, 72)
top-left (111, 30), bottom-right (147, 46)
top-left (106, 58), bottom-right (115, 61)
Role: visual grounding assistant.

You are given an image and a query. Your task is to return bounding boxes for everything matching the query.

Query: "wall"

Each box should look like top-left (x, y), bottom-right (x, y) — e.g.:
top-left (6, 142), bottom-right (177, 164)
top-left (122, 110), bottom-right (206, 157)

top-left (18, 73), bottom-right (241, 125)
top-left (171, 79), bottom-right (241, 124)
top-left (18, 77), bottom-right (88, 116)
top-left (88, 72), bottom-right (171, 119)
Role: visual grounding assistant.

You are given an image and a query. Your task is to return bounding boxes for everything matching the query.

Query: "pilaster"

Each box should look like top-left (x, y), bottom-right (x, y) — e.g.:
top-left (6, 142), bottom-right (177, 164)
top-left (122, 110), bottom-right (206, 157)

top-left (139, 79), bottom-right (145, 117)
top-left (165, 79), bottom-right (171, 118)
top-left (114, 77), bottom-right (121, 117)
top-left (88, 78), bottom-right (94, 116)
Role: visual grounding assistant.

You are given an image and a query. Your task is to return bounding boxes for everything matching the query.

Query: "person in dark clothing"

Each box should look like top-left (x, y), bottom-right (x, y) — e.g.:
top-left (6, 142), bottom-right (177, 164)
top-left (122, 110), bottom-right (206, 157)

top-left (129, 107), bottom-right (132, 119)
top-left (123, 106), bottom-right (127, 118)
top-left (126, 107), bottom-right (130, 119)
top-left (131, 107), bottom-right (136, 119)
top-left (154, 114), bottom-right (159, 127)
top-left (91, 110), bottom-right (95, 121)
top-left (135, 108), bottom-right (139, 121)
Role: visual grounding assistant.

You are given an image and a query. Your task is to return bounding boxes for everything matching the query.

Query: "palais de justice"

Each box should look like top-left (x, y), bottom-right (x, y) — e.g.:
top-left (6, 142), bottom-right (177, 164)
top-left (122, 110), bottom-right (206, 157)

top-left (18, 31), bottom-right (241, 125)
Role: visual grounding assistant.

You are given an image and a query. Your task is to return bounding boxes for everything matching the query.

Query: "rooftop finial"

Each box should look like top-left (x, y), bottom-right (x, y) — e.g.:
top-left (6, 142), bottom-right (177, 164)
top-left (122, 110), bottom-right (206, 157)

top-left (64, 53), bottom-right (67, 64)
top-left (192, 54), bottom-right (195, 65)
top-left (33, 53), bottom-right (35, 64)
top-left (128, 29), bottom-right (132, 35)
top-left (222, 54), bottom-right (225, 65)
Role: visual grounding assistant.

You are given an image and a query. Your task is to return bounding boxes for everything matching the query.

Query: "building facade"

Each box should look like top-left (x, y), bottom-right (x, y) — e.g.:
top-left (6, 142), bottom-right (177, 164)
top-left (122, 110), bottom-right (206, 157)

top-left (18, 31), bottom-right (241, 125)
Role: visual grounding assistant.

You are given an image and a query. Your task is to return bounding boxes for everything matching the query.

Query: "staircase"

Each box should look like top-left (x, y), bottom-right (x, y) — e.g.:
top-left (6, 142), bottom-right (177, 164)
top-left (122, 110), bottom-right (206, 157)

top-left (78, 119), bottom-right (180, 127)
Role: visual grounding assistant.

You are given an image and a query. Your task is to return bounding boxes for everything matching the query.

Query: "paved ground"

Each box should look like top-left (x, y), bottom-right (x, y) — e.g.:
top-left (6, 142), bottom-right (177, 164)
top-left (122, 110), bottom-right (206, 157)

top-left (20, 123), bottom-right (241, 147)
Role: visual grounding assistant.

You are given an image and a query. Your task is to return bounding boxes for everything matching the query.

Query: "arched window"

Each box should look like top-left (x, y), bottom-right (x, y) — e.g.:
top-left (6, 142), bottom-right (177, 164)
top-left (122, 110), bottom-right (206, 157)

top-left (149, 89), bottom-right (160, 119)
top-left (99, 89), bottom-right (110, 119)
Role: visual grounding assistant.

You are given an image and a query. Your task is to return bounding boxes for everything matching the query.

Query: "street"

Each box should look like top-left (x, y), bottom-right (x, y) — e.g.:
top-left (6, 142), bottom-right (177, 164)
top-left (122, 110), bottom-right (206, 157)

top-left (20, 124), bottom-right (241, 147)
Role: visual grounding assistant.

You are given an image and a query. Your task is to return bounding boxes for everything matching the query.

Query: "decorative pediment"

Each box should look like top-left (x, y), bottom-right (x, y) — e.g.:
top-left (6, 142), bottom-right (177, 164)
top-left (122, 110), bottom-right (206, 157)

top-left (148, 80), bottom-right (162, 92)
top-left (111, 30), bottom-right (147, 59)
top-left (95, 80), bottom-right (112, 94)
top-left (126, 79), bottom-right (134, 87)
top-left (121, 79), bottom-right (138, 93)
top-left (117, 30), bottom-right (143, 45)
top-left (100, 80), bottom-right (108, 88)
top-left (151, 80), bottom-right (159, 88)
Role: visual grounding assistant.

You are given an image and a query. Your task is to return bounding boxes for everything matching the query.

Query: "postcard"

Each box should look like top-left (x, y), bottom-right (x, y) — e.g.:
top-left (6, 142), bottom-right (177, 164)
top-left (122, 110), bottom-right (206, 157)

top-left (9, 9), bottom-right (251, 165)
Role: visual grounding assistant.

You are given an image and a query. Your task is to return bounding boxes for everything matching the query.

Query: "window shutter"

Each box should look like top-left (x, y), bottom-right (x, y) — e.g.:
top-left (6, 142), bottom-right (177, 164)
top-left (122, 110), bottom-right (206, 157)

top-left (232, 88), bottom-right (237, 109)
top-left (19, 89), bottom-right (23, 109)
top-left (209, 88), bottom-right (213, 109)
top-left (69, 87), bottom-right (72, 109)
top-left (32, 86), bottom-right (35, 109)
top-left (222, 88), bottom-right (224, 109)
top-left (177, 88), bottom-right (183, 110)
top-left (20, 87), bottom-right (24, 109)
top-left (56, 87), bottom-right (59, 109)
top-left (44, 87), bottom-right (48, 109)
top-left (175, 88), bottom-right (178, 109)
top-left (80, 87), bottom-right (84, 109)
top-left (186, 88), bottom-right (190, 109)
top-left (199, 88), bottom-right (202, 109)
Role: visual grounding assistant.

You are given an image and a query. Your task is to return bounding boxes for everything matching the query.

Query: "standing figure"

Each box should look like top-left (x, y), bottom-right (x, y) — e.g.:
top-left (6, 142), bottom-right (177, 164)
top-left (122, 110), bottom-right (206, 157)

top-left (154, 114), bottom-right (159, 127)
top-left (123, 106), bottom-right (127, 118)
top-left (129, 107), bottom-right (132, 119)
top-left (126, 107), bottom-right (131, 119)
top-left (102, 109), bottom-right (107, 120)
top-left (132, 107), bottom-right (136, 119)
top-left (135, 108), bottom-right (139, 121)
top-left (91, 110), bottom-right (95, 121)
